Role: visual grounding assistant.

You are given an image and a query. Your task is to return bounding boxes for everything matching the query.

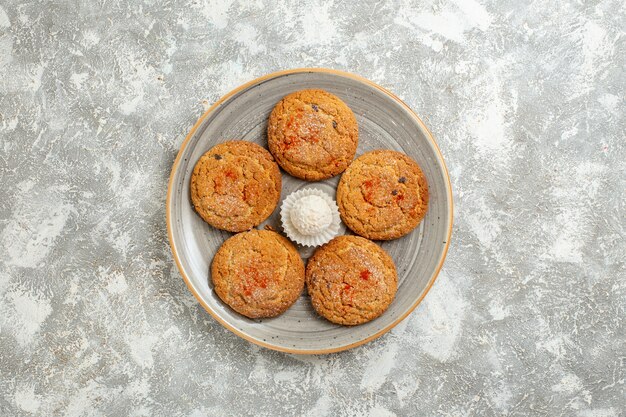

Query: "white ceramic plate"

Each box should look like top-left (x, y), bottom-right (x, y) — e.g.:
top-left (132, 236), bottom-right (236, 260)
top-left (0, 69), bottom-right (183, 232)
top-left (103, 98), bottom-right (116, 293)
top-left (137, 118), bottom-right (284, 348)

top-left (166, 69), bottom-right (453, 354)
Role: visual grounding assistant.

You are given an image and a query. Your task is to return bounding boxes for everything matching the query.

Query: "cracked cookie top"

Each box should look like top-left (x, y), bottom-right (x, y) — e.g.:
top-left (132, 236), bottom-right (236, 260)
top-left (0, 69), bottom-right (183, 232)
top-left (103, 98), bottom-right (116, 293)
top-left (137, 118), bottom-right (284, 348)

top-left (190, 140), bottom-right (281, 232)
top-left (306, 235), bottom-right (397, 325)
top-left (336, 150), bottom-right (429, 240)
top-left (212, 230), bottom-right (305, 318)
top-left (267, 89), bottom-right (358, 181)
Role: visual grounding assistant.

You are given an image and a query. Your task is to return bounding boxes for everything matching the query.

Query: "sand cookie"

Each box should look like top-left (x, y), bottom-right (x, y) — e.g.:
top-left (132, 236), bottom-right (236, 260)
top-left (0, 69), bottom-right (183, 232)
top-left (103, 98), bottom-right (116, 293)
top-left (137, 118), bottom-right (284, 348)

top-left (190, 140), bottom-right (281, 232)
top-left (336, 150), bottom-right (429, 240)
top-left (211, 230), bottom-right (305, 319)
top-left (267, 89), bottom-right (358, 181)
top-left (306, 235), bottom-right (397, 326)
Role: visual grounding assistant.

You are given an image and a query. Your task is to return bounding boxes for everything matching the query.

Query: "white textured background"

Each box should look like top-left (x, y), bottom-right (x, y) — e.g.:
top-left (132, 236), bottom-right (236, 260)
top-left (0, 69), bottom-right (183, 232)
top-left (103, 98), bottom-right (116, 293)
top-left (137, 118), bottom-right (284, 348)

top-left (0, 1), bottom-right (624, 416)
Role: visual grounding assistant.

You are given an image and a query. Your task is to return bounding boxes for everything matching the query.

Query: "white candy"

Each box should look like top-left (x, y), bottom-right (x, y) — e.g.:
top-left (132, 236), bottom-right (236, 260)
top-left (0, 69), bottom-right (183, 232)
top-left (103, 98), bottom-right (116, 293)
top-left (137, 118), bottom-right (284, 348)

top-left (290, 195), bottom-right (333, 236)
top-left (280, 188), bottom-right (344, 247)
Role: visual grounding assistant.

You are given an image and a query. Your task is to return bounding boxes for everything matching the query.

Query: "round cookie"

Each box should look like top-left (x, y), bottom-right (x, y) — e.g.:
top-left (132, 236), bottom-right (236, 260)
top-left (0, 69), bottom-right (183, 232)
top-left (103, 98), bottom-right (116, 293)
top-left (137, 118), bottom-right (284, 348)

top-left (306, 235), bottom-right (397, 326)
top-left (267, 89), bottom-right (358, 181)
top-left (190, 140), bottom-right (281, 232)
top-left (211, 230), bottom-right (305, 319)
top-left (336, 150), bottom-right (429, 240)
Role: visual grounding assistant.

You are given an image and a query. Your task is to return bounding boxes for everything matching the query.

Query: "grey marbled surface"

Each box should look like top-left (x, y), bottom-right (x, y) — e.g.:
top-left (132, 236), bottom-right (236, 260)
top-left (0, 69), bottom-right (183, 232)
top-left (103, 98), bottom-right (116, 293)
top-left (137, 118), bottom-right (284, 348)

top-left (0, 0), bottom-right (624, 416)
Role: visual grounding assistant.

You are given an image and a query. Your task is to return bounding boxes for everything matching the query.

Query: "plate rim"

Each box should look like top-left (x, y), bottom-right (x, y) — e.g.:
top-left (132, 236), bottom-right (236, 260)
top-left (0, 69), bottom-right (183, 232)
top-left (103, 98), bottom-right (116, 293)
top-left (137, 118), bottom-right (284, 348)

top-left (166, 67), bottom-right (454, 354)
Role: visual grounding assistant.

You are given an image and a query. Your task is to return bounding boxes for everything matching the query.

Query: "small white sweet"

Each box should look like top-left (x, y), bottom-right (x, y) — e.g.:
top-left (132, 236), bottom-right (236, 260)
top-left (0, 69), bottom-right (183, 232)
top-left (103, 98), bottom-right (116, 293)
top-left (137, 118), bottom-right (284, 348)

top-left (280, 188), bottom-right (343, 247)
top-left (290, 195), bottom-right (333, 236)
